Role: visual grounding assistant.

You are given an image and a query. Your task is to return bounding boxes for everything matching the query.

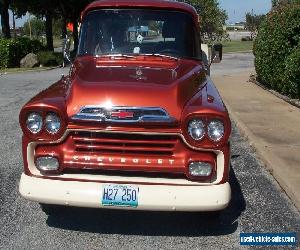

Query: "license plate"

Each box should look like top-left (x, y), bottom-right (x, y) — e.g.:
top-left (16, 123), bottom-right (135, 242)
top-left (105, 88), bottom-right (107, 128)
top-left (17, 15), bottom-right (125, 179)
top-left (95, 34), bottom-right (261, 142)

top-left (102, 184), bottom-right (139, 207)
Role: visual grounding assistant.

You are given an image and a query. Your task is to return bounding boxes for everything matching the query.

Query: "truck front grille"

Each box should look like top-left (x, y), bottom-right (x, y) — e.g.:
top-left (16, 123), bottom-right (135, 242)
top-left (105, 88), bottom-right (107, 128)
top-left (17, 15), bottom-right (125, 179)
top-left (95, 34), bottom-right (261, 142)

top-left (71, 131), bottom-right (178, 156)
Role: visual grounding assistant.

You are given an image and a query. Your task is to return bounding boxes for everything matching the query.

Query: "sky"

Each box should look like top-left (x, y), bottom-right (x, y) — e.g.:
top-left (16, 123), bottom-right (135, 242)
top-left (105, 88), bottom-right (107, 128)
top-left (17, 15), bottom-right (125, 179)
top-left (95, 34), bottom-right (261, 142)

top-left (7, 1), bottom-right (272, 28)
top-left (218, 0), bottom-right (272, 24)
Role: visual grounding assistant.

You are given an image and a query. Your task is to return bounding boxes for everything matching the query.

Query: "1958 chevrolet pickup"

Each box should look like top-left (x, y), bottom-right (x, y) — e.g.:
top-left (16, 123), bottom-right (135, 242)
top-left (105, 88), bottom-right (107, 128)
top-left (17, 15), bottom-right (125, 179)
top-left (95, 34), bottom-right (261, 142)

top-left (19, 0), bottom-right (231, 213)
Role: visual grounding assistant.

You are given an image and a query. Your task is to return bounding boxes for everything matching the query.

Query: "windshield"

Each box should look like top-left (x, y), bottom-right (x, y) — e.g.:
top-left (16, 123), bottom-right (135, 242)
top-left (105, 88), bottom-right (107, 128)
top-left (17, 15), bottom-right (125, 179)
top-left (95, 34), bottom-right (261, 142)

top-left (78, 9), bottom-right (201, 59)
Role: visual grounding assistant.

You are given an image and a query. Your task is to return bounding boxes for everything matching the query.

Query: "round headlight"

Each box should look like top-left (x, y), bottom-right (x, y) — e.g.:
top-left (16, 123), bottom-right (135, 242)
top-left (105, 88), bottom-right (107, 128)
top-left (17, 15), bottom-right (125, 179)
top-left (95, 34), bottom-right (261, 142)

top-left (45, 113), bottom-right (61, 134)
top-left (188, 119), bottom-right (205, 140)
top-left (26, 112), bottom-right (43, 134)
top-left (207, 120), bottom-right (224, 142)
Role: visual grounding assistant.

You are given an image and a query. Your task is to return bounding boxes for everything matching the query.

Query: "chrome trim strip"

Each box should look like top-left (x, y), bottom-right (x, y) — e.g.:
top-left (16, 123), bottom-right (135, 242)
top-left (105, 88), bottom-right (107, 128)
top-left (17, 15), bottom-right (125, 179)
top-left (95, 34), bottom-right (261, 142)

top-left (36, 129), bottom-right (207, 151)
top-left (142, 53), bottom-right (179, 61)
top-left (71, 106), bottom-right (177, 123)
top-left (95, 65), bottom-right (173, 71)
top-left (72, 115), bottom-right (176, 123)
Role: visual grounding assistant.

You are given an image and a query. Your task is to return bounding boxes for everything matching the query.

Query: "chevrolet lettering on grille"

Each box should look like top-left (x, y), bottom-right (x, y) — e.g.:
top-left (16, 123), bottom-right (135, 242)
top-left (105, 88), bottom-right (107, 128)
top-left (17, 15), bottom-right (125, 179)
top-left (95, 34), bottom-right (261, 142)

top-left (71, 155), bottom-right (176, 165)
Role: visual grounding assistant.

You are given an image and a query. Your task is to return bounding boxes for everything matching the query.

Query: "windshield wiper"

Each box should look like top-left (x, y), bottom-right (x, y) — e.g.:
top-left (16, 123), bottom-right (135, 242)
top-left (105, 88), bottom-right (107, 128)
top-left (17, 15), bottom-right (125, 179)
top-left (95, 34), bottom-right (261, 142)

top-left (96, 53), bottom-right (180, 61)
top-left (95, 54), bottom-right (136, 59)
top-left (142, 53), bottom-right (179, 61)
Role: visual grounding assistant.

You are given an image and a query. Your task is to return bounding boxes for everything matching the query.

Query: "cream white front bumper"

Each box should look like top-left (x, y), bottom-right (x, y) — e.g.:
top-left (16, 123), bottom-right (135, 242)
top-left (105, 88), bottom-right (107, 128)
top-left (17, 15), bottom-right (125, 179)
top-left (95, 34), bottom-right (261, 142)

top-left (19, 173), bottom-right (231, 212)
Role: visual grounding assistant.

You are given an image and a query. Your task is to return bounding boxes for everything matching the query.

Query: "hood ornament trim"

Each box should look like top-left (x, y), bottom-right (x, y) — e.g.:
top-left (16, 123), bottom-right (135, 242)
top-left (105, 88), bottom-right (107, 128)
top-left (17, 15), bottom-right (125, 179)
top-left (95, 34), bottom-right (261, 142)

top-left (129, 67), bottom-right (147, 81)
top-left (72, 106), bottom-right (177, 124)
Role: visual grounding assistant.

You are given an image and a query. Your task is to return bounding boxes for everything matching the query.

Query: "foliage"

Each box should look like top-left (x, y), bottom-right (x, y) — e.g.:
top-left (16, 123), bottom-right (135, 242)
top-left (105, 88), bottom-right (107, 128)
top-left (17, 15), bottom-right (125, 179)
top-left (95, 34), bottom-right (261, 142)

top-left (37, 51), bottom-right (63, 66)
top-left (245, 13), bottom-right (265, 32)
top-left (57, 0), bottom-right (93, 51)
top-left (12, 0), bottom-right (93, 51)
top-left (0, 37), bottom-right (44, 68)
top-left (23, 17), bottom-right (45, 38)
top-left (254, 4), bottom-right (300, 98)
top-left (283, 49), bottom-right (300, 97)
top-left (12, 0), bottom-right (61, 51)
top-left (272, 0), bottom-right (300, 8)
top-left (179, 0), bottom-right (227, 42)
top-left (52, 18), bottom-right (63, 38)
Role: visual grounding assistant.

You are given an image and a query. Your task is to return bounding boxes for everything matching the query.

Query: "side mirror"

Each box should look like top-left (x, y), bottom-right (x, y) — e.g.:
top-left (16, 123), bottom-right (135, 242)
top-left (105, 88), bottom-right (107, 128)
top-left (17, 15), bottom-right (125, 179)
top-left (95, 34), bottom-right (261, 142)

top-left (211, 43), bottom-right (223, 64)
top-left (62, 35), bottom-right (71, 67)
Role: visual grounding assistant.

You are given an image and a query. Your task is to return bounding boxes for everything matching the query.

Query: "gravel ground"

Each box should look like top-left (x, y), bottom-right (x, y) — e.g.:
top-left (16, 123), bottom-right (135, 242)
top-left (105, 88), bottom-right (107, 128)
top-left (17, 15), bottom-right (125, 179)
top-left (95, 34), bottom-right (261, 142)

top-left (0, 56), bottom-right (299, 249)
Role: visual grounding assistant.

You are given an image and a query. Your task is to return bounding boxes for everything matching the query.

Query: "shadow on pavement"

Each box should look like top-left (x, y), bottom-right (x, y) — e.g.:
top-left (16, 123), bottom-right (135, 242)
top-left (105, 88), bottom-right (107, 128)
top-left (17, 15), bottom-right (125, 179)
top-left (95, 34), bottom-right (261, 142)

top-left (46, 167), bottom-right (245, 236)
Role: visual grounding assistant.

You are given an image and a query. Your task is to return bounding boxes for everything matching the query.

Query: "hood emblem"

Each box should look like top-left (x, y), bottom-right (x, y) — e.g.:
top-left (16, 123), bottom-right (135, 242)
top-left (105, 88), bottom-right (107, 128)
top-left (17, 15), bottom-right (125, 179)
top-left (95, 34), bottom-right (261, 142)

top-left (136, 68), bottom-right (143, 76)
top-left (130, 68), bottom-right (147, 81)
top-left (111, 111), bottom-right (134, 119)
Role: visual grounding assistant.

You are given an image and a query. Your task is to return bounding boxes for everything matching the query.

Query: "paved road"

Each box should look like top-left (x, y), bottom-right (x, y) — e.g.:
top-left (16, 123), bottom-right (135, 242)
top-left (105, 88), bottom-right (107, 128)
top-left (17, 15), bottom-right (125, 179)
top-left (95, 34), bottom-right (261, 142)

top-left (211, 52), bottom-right (255, 76)
top-left (0, 55), bottom-right (299, 249)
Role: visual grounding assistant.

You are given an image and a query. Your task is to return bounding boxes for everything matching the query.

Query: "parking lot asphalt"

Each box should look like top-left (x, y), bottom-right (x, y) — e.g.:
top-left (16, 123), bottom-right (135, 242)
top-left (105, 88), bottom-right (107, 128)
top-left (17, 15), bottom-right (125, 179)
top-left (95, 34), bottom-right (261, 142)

top-left (0, 55), bottom-right (299, 249)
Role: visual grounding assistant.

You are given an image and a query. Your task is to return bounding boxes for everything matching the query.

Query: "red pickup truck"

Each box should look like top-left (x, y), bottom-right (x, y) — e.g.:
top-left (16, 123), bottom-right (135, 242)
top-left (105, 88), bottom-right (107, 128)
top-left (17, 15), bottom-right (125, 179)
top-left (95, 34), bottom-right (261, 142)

top-left (19, 0), bottom-right (231, 214)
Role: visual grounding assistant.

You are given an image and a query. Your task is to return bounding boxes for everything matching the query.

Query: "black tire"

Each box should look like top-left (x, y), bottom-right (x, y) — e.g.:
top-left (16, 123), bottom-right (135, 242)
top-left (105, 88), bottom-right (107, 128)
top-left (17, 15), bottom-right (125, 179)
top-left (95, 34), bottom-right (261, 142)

top-left (40, 203), bottom-right (65, 215)
top-left (204, 210), bottom-right (223, 220)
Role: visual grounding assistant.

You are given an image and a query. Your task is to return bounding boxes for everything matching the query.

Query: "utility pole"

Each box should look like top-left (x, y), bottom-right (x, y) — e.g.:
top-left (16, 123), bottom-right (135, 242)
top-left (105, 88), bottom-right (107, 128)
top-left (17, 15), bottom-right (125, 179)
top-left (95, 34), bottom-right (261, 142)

top-left (12, 10), bottom-right (16, 39)
top-left (251, 8), bottom-right (254, 40)
top-left (28, 13), bottom-right (32, 39)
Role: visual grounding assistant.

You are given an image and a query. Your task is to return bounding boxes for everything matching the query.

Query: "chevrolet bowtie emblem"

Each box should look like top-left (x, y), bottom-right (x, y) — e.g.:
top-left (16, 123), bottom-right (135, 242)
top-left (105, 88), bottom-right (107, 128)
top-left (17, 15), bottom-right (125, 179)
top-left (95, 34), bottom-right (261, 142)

top-left (111, 111), bottom-right (134, 119)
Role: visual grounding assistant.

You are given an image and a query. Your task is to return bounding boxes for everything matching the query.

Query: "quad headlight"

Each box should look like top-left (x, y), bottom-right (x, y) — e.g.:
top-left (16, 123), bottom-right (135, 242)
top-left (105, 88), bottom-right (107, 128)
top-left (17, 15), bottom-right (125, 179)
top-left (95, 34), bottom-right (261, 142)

top-left (188, 119), bottom-right (205, 140)
top-left (45, 113), bottom-right (61, 134)
top-left (207, 120), bottom-right (224, 142)
top-left (26, 112), bottom-right (43, 134)
top-left (187, 118), bottom-right (225, 143)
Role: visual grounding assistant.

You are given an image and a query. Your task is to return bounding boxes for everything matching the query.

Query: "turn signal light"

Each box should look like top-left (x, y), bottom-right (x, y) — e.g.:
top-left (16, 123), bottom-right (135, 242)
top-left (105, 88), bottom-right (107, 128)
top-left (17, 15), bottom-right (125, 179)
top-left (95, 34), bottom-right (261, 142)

top-left (189, 161), bottom-right (213, 177)
top-left (36, 157), bottom-right (59, 171)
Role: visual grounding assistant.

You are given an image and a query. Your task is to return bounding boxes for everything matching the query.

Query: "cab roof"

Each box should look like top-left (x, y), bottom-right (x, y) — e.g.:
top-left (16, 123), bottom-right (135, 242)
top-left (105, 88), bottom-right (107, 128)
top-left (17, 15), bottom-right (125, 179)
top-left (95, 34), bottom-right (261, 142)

top-left (82, 0), bottom-right (198, 23)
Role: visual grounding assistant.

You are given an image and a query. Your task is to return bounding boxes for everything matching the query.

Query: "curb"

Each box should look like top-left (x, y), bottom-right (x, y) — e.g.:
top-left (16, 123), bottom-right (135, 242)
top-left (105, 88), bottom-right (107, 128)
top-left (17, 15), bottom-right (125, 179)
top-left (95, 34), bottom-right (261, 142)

top-left (225, 101), bottom-right (300, 212)
top-left (249, 75), bottom-right (300, 109)
top-left (0, 65), bottom-right (62, 75)
top-left (224, 50), bottom-right (253, 54)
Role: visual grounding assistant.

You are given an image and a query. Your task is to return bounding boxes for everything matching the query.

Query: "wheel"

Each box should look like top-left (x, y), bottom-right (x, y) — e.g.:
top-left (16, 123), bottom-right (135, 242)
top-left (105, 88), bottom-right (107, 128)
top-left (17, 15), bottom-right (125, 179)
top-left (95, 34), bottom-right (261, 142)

top-left (40, 203), bottom-right (65, 215)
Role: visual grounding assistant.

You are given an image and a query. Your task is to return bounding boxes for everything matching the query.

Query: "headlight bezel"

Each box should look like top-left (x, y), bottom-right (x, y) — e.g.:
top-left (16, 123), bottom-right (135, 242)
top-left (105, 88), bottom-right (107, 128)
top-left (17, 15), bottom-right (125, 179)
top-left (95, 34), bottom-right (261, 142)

top-left (26, 112), bottom-right (43, 134)
top-left (45, 112), bottom-right (61, 134)
top-left (21, 108), bottom-right (65, 140)
top-left (207, 119), bottom-right (225, 142)
top-left (187, 119), bottom-right (206, 141)
top-left (185, 115), bottom-right (227, 147)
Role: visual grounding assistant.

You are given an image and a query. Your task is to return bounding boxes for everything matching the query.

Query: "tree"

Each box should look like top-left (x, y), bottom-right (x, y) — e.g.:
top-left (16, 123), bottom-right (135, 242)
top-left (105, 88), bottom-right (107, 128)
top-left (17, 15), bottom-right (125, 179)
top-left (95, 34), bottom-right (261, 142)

top-left (179, 0), bottom-right (227, 41)
top-left (272, 0), bottom-right (300, 8)
top-left (58, 0), bottom-right (93, 51)
top-left (52, 18), bottom-right (63, 38)
top-left (13, 0), bottom-right (91, 51)
top-left (0, 0), bottom-right (11, 38)
top-left (23, 17), bottom-right (45, 38)
top-left (245, 12), bottom-right (265, 39)
top-left (13, 0), bottom-right (59, 51)
top-left (254, 3), bottom-right (300, 98)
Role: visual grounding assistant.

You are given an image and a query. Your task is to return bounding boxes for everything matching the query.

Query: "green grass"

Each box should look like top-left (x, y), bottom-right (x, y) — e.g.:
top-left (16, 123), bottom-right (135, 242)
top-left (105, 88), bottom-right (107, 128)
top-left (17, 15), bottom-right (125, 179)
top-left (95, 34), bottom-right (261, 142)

top-left (0, 66), bottom-right (56, 74)
top-left (222, 41), bottom-right (254, 53)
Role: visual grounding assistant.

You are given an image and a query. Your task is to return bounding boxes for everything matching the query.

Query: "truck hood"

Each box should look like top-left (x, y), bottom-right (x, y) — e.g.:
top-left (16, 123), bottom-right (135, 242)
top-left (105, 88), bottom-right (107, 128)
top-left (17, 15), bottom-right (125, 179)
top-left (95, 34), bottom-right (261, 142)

top-left (66, 56), bottom-right (206, 121)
